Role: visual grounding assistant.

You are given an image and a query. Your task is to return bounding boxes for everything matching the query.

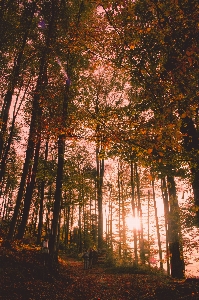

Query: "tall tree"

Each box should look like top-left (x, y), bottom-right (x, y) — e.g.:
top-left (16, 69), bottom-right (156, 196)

top-left (167, 174), bottom-right (184, 278)
top-left (102, 1), bottom-right (199, 222)
top-left (7, 0), bottom-right (56, 240)
top-left (0, 1), bottom-right (37, 160)
top-left (48, 0), bottom-right (98, 261)
top-left (36, 141), bottom-right (49, 245)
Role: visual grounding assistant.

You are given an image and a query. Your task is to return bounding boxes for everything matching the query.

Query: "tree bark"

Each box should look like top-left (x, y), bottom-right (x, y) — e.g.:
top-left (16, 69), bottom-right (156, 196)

top-left (180, 116), bottom-right (199, 224)
top-left (96, 146), bottom-right (104, 250)
top-left (152, 180), bottom-right (163, 270)
top-left (167, 175), bottom-right (185, 279)
top-left (49, 81), bottom-right (69, 262)
top-left (118, 162), bottom-right (121, 257)
top-left (16, 132), bottom-right (41, 240)
top-left (130, 160), bottom-right (138, 266)
top-left (0, 79), bottom-right (30, 186)
top-left (161, 177), bottom-right (170, 275)
top-left (0, 2), bottom-right (36, 159)
top-left (7, 120), bottom-right (36, 240)
top-left (7, 1), bottom-right (55, 240)
top-left (37, 141), bottom-right (48, 244)
top-left (135, 163), bottom-right (145, 264)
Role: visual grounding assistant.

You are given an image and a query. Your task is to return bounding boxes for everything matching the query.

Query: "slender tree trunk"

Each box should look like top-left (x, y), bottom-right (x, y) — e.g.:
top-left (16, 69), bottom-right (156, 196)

top-left (167, 175), bottom-right (185, 279)
top-left (7, 66), bottom-right (45, 240)
top-left (16, 80), bottom-right (44, 239)
top-left (161, 177), bottom-right (170, 275)
top-left (16, 132), bottom-right (41, 239)
top-left (66, 205), bottom-right (70, 246)
top-left (135, 163), bottom-right (145, 264)
top-left (147, 190), bottom-right (150, 266)
top-left (0, 80), bottom-right (30, 186)
top-left (180, 116), bottom-right (199, 224)
top-left (191, 167), bottom-right (199, 223)
top-left (49, 79), bottom-right (69, 262)
top-left (7, 2), bottom-right (55, 240)
top-left (96, 144), bottom-right (104, 250)
top-left (78, 204), bottom-right (82, 253)
top-left (152, 180), bottom-right (163, 270)
top-left (50, 134), bottom-right (65, 259)
top-left (7, 124), bottom-right (36, 240)
top-left (37, 141), bottom-right (49, 245)
top-left (118, 162), bottom-right (121, 257)
top-left (109, 185), bottom-right (113, 251)
top-left (0, 2), bottom-right (36, 158)
top-left (37, 181), bottom-right (44, 244)
top-left (120, 164), bottom-right (127, 258)
top-left (130, 160), bottom-right (138, 266)
top-left (95, 92), bottom-right (105, 250)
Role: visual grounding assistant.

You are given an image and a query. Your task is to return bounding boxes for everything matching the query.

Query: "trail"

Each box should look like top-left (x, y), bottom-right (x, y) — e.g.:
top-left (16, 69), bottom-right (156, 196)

top-left (57, 256), bottom-right (186, 300)
top-left (1, 247), bottom-right (199, 299)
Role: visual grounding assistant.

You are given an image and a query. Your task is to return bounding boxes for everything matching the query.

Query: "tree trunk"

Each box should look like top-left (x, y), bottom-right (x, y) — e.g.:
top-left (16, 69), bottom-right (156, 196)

top-left (37, 181), bottom-right (44, 244)
top-left (109, 186), bottom-right (113, 251)
top-left (37, 141), bottom-right (48, 244)
top-left (7, 1), bottom-right (56, 240)
top-left (152, 180), bottom-right (163, 270)
top-left (135, 163), bottom-right (145, 264)
top-left (161, 177), bottom-right (170, 275)
top-left (118, 162), bottom-right (121, 257)
top-left (7, 123), bottom-right (36, 240)
top-left (49, 134), bottom-right (65, 260)
top-left (7, 63), bottom-right (47, 240)
top-left (49, 80), bottom-right (69, 263)
top-left (16, 132), bottom-right (41, 239)
top-left (78, 204), bottom-right (82, 253)
top-left (65, 205), bottom-right (70, 246)
top-left (121, 172), bottom-right (127, 259)
top-left (167, 175), bottom-right (185, 279)
top-left (130, 160), bottom-right (138, 266)
top-left (0, 80), bottom-right (30, 186)
top-left (0, 2), bottom-right (36, 158)
top-left (180, 116), bottom-right (199, 224)
top-left (96, 144), bottom-right (104, 250)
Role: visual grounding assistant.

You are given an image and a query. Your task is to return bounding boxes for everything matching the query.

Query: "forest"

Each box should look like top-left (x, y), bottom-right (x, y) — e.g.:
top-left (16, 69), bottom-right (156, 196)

top-left (0, 0), bottom-right (199, 281)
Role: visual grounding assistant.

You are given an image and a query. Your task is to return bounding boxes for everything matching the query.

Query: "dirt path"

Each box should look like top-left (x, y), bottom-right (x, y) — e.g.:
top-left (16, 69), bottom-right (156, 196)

top-left (57, 256), bottom-right (182, 300)
top-left (1, 248), bottom-right (199, 300)
top-left (58, 255), bottom-right (199, 300)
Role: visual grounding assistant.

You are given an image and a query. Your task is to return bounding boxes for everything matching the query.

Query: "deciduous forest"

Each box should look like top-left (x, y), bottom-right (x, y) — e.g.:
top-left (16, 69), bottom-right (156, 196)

top-left (1, 0), bottom-right (199, 288)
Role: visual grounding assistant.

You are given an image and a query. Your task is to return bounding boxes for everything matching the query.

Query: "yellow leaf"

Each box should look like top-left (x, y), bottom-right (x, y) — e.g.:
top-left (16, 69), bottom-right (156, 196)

top-left (167, 124), bottom-right (174, 129)
top-left (140, 129), bottom-right (146, 134)
top-left (192, 205), bottom-right (199, 212)
top-left (181, 112), bottom-right (187, 118)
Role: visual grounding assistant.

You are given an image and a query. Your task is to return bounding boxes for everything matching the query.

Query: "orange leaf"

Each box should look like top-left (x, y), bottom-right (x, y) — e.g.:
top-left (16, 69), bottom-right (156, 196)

top-left (147, 148), bottom-right (153, 154)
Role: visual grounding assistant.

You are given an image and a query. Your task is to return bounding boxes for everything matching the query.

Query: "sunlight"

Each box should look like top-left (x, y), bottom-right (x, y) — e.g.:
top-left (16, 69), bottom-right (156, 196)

top-left (126, 214), bottom-right (141, 231)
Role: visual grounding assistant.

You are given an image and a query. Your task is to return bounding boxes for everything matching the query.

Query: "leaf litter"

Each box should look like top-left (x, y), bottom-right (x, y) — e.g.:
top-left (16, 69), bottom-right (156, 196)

top-left (1, 245), bottom-right (199, 299)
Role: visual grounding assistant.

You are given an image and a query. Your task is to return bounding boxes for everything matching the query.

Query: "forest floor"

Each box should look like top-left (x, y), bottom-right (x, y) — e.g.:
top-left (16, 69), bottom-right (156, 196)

top-left (1, 241), bottom-right (199, 300)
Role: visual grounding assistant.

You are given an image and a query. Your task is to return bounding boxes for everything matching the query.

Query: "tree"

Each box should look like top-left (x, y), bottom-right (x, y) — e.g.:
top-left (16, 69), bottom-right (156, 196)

top-left (47, 0), bottom-right (99, 262)
top-left (0, 1), bottom-right (37, 160)
top-left (1, 0), bottom-right (198, 278)
top-left (101, 1), bottom-right (198, 277)
top-left (7, 0), bottom-right (56, 240)
top-left (167, 175), bottom-right (185, 278)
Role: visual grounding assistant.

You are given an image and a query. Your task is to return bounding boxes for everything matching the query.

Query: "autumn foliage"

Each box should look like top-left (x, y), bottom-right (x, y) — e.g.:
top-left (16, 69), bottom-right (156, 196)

top-left (1, 241), bottom-right (199, 300)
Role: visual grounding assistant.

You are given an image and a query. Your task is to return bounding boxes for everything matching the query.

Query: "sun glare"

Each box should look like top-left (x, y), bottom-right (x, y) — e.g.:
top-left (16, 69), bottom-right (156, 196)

top-left (126, 215), bottom-right (141, 231)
